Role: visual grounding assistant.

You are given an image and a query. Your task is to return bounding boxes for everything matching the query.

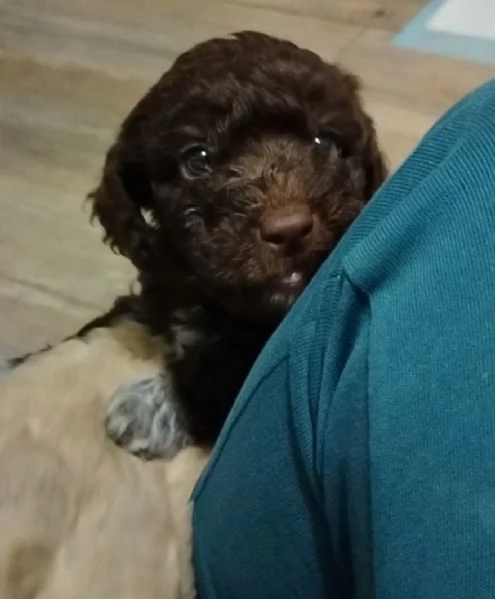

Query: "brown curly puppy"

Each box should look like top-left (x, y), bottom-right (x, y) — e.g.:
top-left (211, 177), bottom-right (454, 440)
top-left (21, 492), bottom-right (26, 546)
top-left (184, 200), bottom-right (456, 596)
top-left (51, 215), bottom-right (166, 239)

top-left (91, 31), bottom-right (388, 457)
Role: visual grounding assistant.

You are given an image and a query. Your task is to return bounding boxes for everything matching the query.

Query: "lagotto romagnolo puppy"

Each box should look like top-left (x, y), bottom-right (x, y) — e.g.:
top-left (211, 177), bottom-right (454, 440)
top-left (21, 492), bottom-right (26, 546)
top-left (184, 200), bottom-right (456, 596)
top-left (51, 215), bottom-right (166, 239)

top-left (95, 31), bottom-right (387, 458)
top-left (0, 313), bottom-right (207, 599)
top-left (0, 31), bottom-right (387, 597)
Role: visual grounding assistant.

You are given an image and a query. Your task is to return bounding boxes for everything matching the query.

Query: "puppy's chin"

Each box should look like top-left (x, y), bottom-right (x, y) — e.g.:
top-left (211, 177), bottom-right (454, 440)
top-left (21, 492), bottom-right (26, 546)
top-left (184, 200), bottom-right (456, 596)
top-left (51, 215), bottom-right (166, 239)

top-left (214, 278), bottom-right (307, 325)
top-left (263, 289), bottom-right (301, 318)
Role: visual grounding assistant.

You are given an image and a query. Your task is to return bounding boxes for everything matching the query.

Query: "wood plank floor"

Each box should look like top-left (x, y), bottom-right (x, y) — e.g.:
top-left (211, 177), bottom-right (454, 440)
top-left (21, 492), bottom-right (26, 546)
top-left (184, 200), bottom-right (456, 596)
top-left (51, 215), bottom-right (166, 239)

top-left (1, 0), bottom-right (494, 354)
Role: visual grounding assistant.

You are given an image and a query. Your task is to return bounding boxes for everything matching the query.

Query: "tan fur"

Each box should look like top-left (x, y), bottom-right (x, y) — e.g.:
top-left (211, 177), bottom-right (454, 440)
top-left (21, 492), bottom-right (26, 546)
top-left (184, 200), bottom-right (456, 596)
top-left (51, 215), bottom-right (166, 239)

top-left (0, 321), bottom-right (208, 599)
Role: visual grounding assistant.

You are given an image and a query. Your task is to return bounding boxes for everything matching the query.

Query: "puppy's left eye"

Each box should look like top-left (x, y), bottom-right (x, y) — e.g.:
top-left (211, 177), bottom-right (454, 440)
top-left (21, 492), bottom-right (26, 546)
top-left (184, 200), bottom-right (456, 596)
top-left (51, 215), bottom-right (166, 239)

top-left (179, 145), bottom-right (213, 179)
top-left (313, 132), bottom-right (347, 158)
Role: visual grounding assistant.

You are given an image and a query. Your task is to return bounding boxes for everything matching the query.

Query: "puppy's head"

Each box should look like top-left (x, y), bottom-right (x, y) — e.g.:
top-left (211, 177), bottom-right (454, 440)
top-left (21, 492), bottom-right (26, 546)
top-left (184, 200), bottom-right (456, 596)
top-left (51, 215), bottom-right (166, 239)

top-left (91, 32), bottom-right (387, 322)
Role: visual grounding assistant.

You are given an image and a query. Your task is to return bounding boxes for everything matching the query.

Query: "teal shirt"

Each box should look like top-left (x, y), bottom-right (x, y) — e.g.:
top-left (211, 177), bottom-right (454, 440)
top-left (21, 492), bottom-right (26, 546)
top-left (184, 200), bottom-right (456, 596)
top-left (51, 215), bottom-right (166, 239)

top-left (193, 79), bottom-right (495, 598)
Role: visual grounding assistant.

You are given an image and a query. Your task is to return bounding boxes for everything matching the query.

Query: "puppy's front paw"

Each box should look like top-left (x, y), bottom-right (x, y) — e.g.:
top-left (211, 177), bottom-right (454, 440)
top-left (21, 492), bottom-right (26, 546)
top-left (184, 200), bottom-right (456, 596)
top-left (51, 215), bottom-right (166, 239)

top-left (105, 374), bottom-right (189, 460)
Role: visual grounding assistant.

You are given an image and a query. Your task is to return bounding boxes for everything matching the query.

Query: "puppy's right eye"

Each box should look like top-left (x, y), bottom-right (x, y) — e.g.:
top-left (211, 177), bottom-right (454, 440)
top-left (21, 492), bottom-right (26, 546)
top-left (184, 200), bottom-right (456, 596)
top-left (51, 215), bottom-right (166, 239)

top-left (179, 145), bottom-right (213, 179)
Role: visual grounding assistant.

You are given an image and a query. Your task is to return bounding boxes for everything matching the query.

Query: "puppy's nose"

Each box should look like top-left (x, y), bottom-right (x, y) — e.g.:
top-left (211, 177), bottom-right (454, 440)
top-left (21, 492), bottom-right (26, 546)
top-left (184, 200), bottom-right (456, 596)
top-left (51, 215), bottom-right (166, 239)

top-left (260, 207), bottom-right (314, 249)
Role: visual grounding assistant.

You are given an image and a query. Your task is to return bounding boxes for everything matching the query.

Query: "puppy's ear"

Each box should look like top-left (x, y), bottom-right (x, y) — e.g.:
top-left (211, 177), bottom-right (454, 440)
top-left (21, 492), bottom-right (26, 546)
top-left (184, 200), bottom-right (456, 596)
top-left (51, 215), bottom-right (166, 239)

top-left (335, 68), bottom-right (388, 200)
top-left (89, 143), bottom-right (157, 271)
top-left (341, 71), bottom-right (388, 199)
top-left (362, 116), bottom-right (388, 200)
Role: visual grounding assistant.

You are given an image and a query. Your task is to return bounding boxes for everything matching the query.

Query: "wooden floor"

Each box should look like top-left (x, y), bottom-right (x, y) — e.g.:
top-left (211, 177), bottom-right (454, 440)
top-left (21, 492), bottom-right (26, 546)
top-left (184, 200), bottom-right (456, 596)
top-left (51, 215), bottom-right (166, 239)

top-left (1, 0), bottom-right (494, 354)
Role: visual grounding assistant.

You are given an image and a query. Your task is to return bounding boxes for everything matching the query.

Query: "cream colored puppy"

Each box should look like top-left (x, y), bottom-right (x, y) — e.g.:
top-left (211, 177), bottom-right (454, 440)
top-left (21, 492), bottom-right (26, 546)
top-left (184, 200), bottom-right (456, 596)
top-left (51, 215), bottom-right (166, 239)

top-left (0, 319), bottom-right (208, 599)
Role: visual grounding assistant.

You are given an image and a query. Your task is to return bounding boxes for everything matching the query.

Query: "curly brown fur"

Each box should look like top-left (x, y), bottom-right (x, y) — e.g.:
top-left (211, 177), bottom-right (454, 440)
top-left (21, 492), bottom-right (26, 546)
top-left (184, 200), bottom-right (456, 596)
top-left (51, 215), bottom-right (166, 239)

top-left (90, 31), bottom-right (387, 447)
